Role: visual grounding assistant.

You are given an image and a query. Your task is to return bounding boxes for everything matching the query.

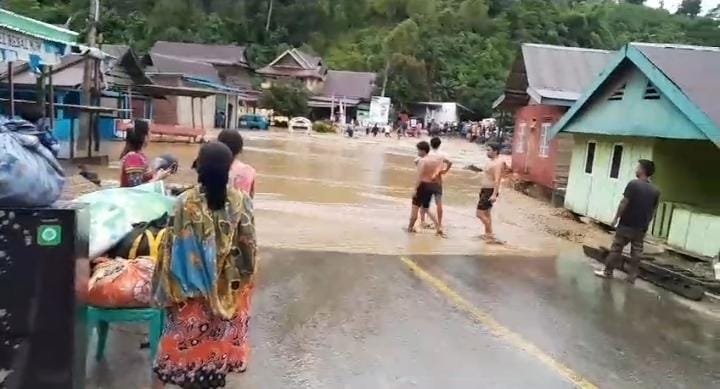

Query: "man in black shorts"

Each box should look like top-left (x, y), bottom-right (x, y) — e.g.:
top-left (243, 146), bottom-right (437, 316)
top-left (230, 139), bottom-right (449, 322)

top-left (476, 143), bottom-right (505, 243)
top-left (407, 141), bottom-right (443, 235)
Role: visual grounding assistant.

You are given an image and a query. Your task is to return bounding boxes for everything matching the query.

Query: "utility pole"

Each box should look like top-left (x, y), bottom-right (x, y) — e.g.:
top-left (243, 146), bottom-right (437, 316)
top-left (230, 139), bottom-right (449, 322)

top-left (265, 0), bottom-right (273, 32)
top-left (80, 0), bottom-right (99, 157)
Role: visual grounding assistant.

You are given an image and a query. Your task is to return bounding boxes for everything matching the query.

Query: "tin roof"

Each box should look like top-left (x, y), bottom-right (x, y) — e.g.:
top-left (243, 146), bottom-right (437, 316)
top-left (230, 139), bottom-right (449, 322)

top-left (495, 43), bottom-right (614, 108)
top-left (321, 70), bottom-right (376, 100)
top-left (145, 53), bottom-right (221, 83)
top-left (150, 41), bottom-right (249, 67)
top-left (633, 43), bottom-right (720, 133)
top-left (257, 48), bottom-right (326, 79)
top-left (551, 43), bottom-right (720, 146)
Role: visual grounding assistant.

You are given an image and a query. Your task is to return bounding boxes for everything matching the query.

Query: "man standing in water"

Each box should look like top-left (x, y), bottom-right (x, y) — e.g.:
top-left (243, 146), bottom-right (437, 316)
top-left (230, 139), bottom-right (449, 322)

top-left (476, 143), bottom-right (505, 243)
top-left (595, 160), bottom-right (660, 284)
top-left (420, 137), bottom-right (452, 229)
top-left (407, 141), bottom-right (444, 236)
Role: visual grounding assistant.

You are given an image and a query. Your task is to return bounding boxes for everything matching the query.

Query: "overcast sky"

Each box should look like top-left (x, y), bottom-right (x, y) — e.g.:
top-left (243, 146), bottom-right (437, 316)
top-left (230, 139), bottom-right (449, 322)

top-left (645, 0), bottom-right (720, 13)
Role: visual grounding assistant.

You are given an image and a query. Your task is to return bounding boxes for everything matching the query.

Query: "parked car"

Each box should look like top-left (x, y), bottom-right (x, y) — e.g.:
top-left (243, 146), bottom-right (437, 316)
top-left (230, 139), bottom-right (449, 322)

top-left (238, 114), bottom-right (269, 130)
top-left (289, 117), bottom-right (312, 133)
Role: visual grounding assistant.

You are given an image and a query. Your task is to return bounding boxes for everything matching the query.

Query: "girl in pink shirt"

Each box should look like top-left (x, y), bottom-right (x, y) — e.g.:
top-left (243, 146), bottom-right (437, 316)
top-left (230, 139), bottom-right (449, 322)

top-left (218, 129), bottom-right (256, 198)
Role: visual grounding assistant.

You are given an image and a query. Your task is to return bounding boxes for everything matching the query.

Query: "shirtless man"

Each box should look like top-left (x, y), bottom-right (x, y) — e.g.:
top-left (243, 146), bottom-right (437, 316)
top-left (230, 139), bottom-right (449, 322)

top-left (420, 137), bottom-right (452, 229)
top-left (408, 141), bottom-right (444, 235)
top-left (476, 143), bottom-right (505, 243)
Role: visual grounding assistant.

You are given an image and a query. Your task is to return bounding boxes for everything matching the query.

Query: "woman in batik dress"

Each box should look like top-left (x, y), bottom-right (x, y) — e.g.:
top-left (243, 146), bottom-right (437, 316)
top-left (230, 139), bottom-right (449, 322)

top-left (152, 142), bottom-right (257, 389)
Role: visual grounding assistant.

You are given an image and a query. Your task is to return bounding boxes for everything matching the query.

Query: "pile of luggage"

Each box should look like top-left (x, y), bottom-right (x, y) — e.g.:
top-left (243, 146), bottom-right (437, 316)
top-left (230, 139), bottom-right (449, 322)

top-left (0, 117), bottom-right (64, 207)
top-left (74, 183), bottom-right (177, 309)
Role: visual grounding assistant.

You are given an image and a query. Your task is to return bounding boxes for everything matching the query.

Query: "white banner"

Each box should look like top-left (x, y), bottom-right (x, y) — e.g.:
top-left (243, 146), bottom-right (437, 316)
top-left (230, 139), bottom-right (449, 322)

top-left (368, 96), bottom-right (391, 125)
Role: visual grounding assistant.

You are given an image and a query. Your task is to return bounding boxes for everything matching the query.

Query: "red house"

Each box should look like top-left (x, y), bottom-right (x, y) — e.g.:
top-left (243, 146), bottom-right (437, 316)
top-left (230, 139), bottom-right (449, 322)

top-left (494, 44), bottom-right (613, 200)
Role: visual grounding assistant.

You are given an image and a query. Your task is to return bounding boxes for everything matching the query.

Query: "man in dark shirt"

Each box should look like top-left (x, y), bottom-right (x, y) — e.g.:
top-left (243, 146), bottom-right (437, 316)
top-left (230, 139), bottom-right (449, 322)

top-left (595, 159), bottom-right (661, 284)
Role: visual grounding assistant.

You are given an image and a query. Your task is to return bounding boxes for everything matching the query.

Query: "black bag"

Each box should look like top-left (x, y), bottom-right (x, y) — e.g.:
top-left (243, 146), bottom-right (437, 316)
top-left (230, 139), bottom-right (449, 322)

top-left (108, 213), bottom-right (170, 260)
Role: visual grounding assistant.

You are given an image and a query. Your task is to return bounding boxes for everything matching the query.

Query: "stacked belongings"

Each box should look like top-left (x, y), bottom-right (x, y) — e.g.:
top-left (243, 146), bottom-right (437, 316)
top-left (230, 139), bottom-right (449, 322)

top-left (87, 257), bottom-right (155, 308)
top-left (74, 182), bottom-right (177, 309)
top-left (0, 117), bottom-right (65, 207)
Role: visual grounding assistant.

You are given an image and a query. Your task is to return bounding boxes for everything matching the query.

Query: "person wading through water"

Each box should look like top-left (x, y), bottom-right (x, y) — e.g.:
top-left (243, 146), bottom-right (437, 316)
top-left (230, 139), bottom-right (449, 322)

top-left (419, 137), bottom-right (453, 231)
top-left (152, 142), bottom-right (257, 389)
top-left (407, 141), bottom-right (445, 236)
top-left (476, 143), bottom-right (505, 244)
top-left (595, 159), bottom-right (660, 284)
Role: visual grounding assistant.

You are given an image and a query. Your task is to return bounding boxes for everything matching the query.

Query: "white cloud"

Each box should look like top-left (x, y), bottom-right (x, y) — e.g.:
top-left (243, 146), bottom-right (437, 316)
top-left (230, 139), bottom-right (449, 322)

top-left (644, 0), bottom-right (720, 13)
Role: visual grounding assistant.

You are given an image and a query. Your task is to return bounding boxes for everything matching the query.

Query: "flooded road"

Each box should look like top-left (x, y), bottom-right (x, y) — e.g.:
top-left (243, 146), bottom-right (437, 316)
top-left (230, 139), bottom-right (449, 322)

top-left (98, 131), bottom-right (571, 255)
top-left (88, 132), bottom-right (720, 388)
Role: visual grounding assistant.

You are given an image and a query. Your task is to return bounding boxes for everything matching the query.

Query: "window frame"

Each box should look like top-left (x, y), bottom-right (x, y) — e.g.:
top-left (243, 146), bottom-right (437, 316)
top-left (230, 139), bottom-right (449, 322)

top-left (538, 122), bottom-right (552, 158)
top-left (584, 141), bottom-right (597, 175)
top-left (608, 143), bottom-right (624, 180)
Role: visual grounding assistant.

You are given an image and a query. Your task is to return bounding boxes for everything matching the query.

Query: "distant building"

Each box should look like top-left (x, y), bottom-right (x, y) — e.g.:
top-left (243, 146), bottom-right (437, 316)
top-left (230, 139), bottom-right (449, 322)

top-left (143, 41), bottom-right (256, 130)
top-left (494, 43), bottom-right (613, 200)
top-left (551, 43), bottom-right (720, 258)
top-left (257, 48), bottom-right (377, 121)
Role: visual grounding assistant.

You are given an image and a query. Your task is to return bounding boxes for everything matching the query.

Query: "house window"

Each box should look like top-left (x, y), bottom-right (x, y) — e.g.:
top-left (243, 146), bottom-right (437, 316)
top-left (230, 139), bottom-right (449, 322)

top-left (516, 122), bottom-right (527, 154)
top-left (584, 142), bottom-right (597, 174)
top-left (643, 82), bottom-right (660, 100)
top-left (609, 83), bottom-right (626, 101)
top-left (539, 123), bottom-right (552, 158)
top-left (609, 144), bottom-right (624, 179)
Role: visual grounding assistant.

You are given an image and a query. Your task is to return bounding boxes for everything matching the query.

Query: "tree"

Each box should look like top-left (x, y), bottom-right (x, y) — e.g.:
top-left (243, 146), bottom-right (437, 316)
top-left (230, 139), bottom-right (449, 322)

top-left (624, 0), bottom-right (646, 5)
top-left (677, 0), bottom-right (702, 17)
top-left (259, 82), bottom-right (309, 117)
top-left (381, 18), bottom-right (420, 96)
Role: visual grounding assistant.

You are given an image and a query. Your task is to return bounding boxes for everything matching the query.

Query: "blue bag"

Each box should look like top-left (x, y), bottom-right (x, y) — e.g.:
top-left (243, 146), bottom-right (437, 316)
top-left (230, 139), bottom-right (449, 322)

top-left (0, 126), bottom-right (65, 207)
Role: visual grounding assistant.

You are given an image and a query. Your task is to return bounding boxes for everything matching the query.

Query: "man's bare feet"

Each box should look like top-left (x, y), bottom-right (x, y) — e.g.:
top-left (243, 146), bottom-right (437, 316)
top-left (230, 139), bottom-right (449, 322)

top-left (405, 227), bottom-right (418, 233)
top-left (436, 230), bottom-right (448, 238)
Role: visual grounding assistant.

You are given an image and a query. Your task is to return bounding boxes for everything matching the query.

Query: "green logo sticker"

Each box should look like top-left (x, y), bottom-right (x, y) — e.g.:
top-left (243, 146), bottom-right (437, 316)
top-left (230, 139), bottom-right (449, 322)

top-left (38, 225), bottom-right (62, 246)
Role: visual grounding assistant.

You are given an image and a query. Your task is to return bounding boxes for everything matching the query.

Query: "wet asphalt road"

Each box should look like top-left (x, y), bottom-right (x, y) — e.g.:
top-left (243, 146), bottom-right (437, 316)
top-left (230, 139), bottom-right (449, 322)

top-left (87, 248), bottom-right (720, 389)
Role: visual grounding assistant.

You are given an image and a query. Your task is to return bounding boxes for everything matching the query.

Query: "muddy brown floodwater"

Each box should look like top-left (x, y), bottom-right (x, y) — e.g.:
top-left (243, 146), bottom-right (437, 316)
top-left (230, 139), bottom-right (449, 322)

top-left (95, 131), bottom-right (598, 256)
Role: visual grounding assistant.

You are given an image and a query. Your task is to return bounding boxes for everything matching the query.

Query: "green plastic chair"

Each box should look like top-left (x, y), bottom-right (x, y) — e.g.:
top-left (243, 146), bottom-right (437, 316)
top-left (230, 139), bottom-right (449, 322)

top-left (87, 306), bottom-right (165, 362)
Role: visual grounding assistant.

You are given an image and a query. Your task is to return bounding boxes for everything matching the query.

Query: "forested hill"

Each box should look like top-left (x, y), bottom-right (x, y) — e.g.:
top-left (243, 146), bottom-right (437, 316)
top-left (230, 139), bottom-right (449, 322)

top-left (5, 0), bottom-right (720, 116)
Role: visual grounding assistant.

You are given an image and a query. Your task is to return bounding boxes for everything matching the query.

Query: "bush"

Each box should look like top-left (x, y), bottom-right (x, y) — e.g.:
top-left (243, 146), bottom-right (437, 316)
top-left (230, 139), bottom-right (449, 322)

top-left (312, 121), bottom-right (335, 133)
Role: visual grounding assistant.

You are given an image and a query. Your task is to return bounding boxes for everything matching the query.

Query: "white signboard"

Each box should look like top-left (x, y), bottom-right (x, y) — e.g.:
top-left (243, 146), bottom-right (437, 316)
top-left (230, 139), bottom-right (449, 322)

top-left (368, 96), bottom-right (391, 125)
top-left (0, 27), bottom-right (59, 65)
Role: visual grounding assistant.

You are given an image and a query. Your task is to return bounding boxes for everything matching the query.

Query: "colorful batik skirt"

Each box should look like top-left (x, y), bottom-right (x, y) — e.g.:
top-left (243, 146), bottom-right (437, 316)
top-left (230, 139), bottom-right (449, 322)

top-left (153, 284), bottom-right (253, 388)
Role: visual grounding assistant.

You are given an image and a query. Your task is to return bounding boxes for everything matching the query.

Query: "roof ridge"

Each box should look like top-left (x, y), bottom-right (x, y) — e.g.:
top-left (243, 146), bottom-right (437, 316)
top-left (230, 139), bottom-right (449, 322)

top-left (151, 53), bottom-right (216, 65)
top-left (630, 42), bottom-right (720, 52)
top-left (155, 40), bottom-right (245, 49)
top-left (522, 43), bottom-right (613, 53)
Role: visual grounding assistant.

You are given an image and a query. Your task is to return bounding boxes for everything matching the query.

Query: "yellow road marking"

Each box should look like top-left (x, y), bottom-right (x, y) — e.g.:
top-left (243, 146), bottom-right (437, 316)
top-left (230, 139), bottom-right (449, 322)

top-left (399, 256), bottom-right (598, 389)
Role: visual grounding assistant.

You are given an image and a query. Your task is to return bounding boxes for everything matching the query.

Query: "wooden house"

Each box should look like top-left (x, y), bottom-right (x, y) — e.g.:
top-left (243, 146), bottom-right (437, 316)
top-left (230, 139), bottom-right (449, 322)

top-left (145, 41), bottom-right (257, 130)
top-left (494, 44), bottom-right (613, 200)
top-left (257, 48), bottom-right (377, 120)
top-left (551, 43), bottom-right (720, 258)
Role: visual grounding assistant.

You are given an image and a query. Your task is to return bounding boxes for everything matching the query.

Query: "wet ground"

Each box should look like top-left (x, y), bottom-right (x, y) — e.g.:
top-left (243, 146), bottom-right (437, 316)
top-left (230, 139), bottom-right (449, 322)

top-left (86, 132), bottom-right (720, 388)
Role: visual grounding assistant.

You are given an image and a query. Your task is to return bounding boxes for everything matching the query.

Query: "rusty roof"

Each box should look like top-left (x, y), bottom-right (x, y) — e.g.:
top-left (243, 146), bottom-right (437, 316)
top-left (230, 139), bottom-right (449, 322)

top-left (150, 41), bottom-right (249, 67)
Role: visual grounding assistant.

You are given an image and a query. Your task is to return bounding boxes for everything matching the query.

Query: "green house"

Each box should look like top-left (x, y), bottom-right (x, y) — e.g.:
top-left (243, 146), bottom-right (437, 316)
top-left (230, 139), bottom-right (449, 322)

top-left (551, 43), bottom-right (720, 258)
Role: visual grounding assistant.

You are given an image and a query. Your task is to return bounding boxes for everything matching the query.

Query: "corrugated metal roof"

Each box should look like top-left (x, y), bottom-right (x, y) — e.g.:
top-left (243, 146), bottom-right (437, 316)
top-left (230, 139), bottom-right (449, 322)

top-left (522, 43), bottom-right (614, 99)
top-left (147, 53), bottom-right (220, 83)
top-left (150, 41), bottom-right (248, 67)
top-left (321, 70), bottom-right (376, 99)
top-left (633, 43), bottom-right (720, 130)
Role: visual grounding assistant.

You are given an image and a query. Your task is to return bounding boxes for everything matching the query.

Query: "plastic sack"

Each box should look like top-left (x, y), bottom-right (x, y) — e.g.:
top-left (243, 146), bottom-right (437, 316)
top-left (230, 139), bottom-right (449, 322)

top-left (73, 182), bottom-right (176, 258)
top-left (0, 127), bottom-right (65, 207)
top-left (88, 257), bottom-right (155, 308)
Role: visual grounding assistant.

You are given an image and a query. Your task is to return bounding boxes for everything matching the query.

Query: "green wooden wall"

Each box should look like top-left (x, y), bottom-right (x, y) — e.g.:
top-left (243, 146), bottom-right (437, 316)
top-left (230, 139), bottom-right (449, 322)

top-left (565, 135), bottom-right (655, 224)
top-left (653, 139), bottom-right (720, 211)
top-left (562, 66), bottom-right (706, 140)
